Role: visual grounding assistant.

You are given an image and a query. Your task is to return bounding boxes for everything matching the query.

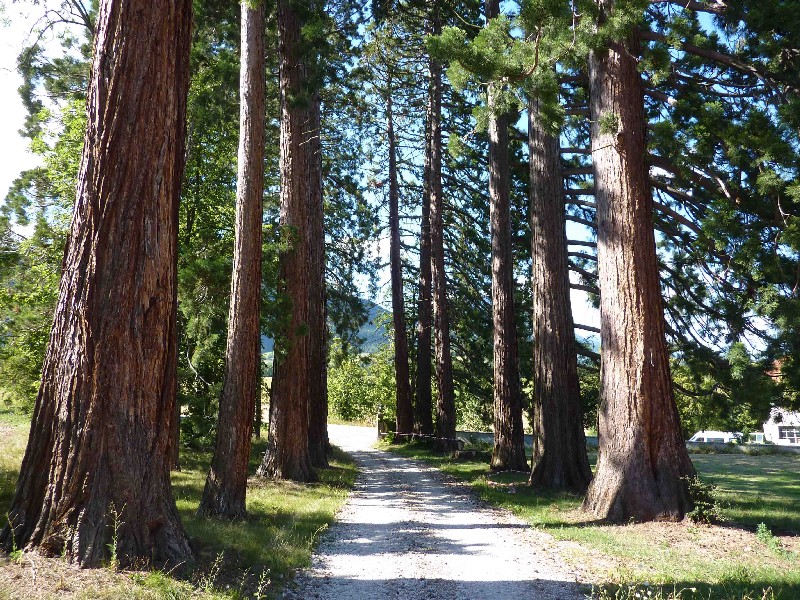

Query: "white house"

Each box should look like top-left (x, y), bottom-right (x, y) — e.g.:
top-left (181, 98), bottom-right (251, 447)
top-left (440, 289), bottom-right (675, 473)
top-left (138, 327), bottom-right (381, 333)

top-left (762, 407), bottom-right (800, 445)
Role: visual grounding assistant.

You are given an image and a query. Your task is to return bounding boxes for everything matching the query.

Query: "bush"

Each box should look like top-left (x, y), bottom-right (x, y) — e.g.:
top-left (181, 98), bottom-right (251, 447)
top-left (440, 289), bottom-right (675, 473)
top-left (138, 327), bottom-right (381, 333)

top-left (328, 343), bottom-right (396, 424)
top-left (684, 476), bottom-right (725, 524)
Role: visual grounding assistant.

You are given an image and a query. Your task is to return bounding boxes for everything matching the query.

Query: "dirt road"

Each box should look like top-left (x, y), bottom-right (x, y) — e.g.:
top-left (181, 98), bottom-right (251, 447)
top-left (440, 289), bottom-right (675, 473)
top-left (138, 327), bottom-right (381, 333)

top-left (284, 424), bottom-right (587, 600)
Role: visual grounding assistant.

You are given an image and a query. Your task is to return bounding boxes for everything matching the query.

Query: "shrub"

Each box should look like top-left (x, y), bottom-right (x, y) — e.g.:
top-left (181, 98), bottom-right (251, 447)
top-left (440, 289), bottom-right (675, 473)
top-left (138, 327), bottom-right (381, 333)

top-left (328, 343), bottom-right (396, 424)
top-left (684, 476), bottom-right (725, 524)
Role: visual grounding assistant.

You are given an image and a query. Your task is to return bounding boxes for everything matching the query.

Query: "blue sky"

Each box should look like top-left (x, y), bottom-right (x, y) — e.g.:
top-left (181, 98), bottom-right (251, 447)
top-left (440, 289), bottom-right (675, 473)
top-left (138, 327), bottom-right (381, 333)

top-left (0, 1), bottom-right (600, 333)
top-left (0, 3), bottom-right (42, 202)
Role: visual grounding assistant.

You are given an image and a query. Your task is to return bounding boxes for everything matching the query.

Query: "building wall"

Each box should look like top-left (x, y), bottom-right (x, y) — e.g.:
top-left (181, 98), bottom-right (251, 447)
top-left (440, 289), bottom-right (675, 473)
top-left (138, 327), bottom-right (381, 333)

top-left (763, 408), bottom-right (800, 445)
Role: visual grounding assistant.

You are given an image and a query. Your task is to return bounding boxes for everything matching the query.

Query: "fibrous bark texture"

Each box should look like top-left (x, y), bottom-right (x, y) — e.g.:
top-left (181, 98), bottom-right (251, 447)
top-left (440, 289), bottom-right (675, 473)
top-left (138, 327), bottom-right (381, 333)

top-left (528, 98), bottom-right (592, 493)
top-left (387, 79), bottom-right (415, 437)
top-left (582, 13), bottom-right (695, 521)
top-left (486, 0), bottom-right (527, 472)
top-left (307, 91), bottom-right (330, 468)
top-left (415, 12), bottom-right (443, 437)
top-left (415, 107), bottom-right (433, 436)
top-left (199, 0), bottom-right (265, 518)
top-left (428, 24), bottom-right (456, 446)
top-left (259, 0), bottom-right (317, 482)
top-left (0, 0), bottom-right (193, 567)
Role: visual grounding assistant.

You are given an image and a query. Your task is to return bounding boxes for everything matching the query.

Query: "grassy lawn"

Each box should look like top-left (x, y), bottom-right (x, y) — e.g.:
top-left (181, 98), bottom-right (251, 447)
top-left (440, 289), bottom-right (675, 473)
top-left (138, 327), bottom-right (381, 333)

top-left (0, 411), bottom-right (357, 599)
top-left (692, 453), bottom-right (800, 533)
top-left (379, 440), bottom-right (800, 600)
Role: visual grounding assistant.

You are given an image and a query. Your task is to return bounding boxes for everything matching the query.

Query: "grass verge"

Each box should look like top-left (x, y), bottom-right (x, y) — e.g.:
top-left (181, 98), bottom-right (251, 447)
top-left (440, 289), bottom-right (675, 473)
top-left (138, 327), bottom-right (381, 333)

top-left (378, 439), bottom-right (800, 600)
top-left (0, 411), bottom-right (356, 599)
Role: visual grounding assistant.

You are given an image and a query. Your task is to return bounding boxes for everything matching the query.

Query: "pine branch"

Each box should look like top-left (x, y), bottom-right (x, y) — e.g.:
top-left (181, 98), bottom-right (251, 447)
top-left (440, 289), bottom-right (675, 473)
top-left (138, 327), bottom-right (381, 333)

top-left (649, 0), bottom-right (727, 15)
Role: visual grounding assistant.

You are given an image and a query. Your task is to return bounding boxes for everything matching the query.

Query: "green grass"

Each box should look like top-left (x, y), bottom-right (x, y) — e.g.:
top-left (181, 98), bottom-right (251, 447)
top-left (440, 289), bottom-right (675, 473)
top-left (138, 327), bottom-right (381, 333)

top-left (691, 454), bottom-right (800, 533)
top-left (379, 440), bottom-right (800, 600)
top-left (0, 411), bottom-right (357, 599)
top-left (173, 438), bottom-right (356, 584)
top-left (0, 409), bottom-right (29, 516)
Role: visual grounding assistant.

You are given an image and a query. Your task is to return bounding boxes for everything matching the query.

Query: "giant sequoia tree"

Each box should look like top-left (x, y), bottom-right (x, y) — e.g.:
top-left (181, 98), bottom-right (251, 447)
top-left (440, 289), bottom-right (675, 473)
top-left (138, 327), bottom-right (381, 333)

top-left (485, 0), bottom-right (527, 472)
top-left (387, 73), bottom-right (415, 437)
top-left (259, 0), bottom-right (317, 482)
top-left (427, 7), bottom-right (457, 446)
top-left (528, 96), bottom-right (592, 492)
top-left (199, 0), bottom-right (265, 518)
top-left (582, 0), bottom-right (696, 521)
top-left (306, 4), bottom-right (329, 469)
top-left (0, 0), bottom-right (193, 566)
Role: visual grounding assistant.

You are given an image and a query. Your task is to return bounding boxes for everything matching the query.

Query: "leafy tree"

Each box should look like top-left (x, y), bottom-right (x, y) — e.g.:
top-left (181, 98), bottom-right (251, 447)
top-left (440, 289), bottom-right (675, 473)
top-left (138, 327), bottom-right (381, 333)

top-left (328, 342), bottom-right (396, 423)
top-left (0, 23), bottom-right (92, 413)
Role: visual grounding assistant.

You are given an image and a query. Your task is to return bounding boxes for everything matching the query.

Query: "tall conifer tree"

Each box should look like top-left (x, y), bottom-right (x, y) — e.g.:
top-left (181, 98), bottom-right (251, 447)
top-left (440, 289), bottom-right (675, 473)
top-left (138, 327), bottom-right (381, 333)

top-left (0, 0), bottom-right (193, 565)
top-left (199, 0), bottom-right (266, 518)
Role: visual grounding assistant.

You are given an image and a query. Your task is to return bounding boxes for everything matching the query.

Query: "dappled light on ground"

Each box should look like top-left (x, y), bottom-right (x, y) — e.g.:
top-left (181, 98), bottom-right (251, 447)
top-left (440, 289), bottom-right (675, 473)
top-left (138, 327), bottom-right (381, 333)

top-left (284, 425), bottom-right (586, 600)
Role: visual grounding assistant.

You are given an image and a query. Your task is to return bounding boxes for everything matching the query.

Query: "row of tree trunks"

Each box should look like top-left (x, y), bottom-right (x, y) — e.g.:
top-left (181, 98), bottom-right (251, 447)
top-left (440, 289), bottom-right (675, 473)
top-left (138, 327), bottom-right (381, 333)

top-left (0, 0), bottom-right (193, 566)
top-left (198, 0), bottom-right (266, 518)
top-left (582, 1), bottom-right (695, 521)
top-left (427, 9), bottom-right (457, 448)
top-left (486, 0), bottom-right (527, 473)
top-left (528, 96), bottom-right (592, 493)
top-left (258, 0), bottom-right (318, 483)
top-left (387, 73), bottom-right (415, 437)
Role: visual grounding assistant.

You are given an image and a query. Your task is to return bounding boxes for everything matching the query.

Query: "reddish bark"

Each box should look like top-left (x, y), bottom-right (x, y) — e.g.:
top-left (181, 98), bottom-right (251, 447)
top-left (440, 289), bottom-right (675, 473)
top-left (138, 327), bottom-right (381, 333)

top-left (307, 85), bottom-right (330, 468)
top-left (528, 97), bottom-right (592, 492)
top-left (582, 3), bottom-right (695, 521)
top-left (0, 0), bottom-right (193, 567)
top-left (486, 0), bottom-right (527, 473)
top-left (415, 107), bottom-right (434, 435)
top-left (387, 77), bottom-right (415, 437)
top-left (427, 14), bottom-right (456, 446)
top-left (258, 0), bottom-right (317, 482)
top-left (199, 0), bottom-right (265, 518)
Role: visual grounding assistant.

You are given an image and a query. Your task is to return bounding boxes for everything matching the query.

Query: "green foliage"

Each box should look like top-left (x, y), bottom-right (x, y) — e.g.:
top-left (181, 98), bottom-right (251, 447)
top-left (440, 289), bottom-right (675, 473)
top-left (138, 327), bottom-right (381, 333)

top-left (672, 344), bottom-right (778, 438)
top-left (328, 342), bottom-right (396, 423)
top-left (428, 6), bottom-right (572, 133)
top-left (598, 112), bottom-right (620, 135)
top-left (0, 419), bottom-right (357, 598)
top-left (0, 93), bottom-right (87, 413)
top-left (684, 476), bottom-right (725, 525)
top-left (756, 523), bottom-right (791, 559)
top-left (591, 583), bottom-right (779, 600)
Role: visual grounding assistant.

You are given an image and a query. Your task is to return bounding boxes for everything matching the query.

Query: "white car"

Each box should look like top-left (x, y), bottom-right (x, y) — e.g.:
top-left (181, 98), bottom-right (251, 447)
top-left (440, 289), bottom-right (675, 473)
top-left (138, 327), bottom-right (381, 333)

top-left (689, 430), bottom-right (742, 444)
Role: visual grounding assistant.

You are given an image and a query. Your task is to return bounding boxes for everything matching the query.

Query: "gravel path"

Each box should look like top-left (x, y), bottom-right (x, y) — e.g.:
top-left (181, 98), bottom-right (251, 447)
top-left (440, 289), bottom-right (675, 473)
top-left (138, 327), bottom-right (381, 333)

top-left (284, 424), bottom-right (588, 600)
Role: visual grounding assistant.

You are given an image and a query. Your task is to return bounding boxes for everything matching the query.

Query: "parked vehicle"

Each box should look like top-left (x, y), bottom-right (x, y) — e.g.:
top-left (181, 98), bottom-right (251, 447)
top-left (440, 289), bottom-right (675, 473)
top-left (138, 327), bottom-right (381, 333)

top-left (688, 430), bottom-right (742, 444)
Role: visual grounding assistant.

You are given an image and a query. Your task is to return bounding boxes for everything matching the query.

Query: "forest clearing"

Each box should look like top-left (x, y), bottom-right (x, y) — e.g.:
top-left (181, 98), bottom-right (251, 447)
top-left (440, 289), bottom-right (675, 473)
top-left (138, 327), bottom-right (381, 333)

top-left (0, 0), bottom-right (799, 599)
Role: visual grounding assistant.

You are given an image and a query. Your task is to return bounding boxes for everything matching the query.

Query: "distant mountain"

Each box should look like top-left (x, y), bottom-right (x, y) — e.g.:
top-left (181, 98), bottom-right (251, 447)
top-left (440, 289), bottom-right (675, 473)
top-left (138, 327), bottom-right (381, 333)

top-left (261, 299), bottom-right (389, 355)
top-left (359, 301), bottom-right (390, 353)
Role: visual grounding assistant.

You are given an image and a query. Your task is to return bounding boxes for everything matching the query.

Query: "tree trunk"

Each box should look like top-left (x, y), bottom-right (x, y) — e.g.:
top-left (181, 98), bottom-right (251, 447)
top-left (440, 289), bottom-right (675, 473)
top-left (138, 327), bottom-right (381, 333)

top-left (0, 0), bottom-right (193, 567)
top-left (415, 42), bottom-right (434, 437)
top-left (258, 0), bottom-right (317, 482)
top-left (388, 77), bottom-right (414, 437)
top-left (307, 87), bottom-right (330, 468)
top-left (172, 395), bottom-right (181, 471)
top-left (428, 12), bottom-right (456, 447)
top-left (255, 381), bottom-right (262, 439)
top-left (528, 97), bottom-right (592, 492)
top-left (199, 0), bottom-right (265, 518)
top-left (486, 0), bottom-right (527, 473)
top-left (582, 9), bottom-right (695, 521)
